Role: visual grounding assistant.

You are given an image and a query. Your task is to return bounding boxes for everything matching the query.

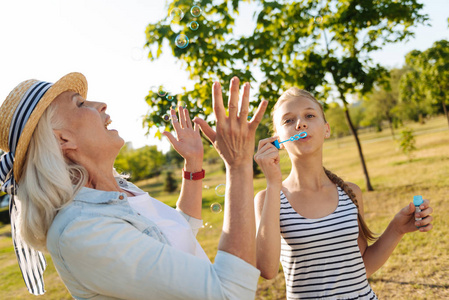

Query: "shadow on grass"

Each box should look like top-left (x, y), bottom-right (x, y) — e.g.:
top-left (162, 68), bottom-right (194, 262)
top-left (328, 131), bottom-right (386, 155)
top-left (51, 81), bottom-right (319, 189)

top-left (369, 278), bottom-right (449, 289)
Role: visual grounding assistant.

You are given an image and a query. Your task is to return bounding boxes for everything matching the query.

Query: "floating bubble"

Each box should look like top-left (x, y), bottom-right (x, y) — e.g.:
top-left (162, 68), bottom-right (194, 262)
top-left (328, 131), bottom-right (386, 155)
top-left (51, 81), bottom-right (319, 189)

top-left (215, 184), bottom-right (226, 197)
top-left (167, 95), bottom-right (175, 101)
top-left (189, 21), bottom-right (199, 31)
top-left (210, 202), bottom-right (223, 214)
top-left (175, 34), bottom-right (189, 49)
top-left (170, 8), bottom-right (184, 23)
top-left (162, 114), bottom-right (170, 122)
top-left (314, 16), bottom-right (323, 24)
top-left (178, 100), bottom-right (187, 108)
top-left (157, 88), bottom-right (167, 97)
top-left (190, 5), bottom-right (202, 17)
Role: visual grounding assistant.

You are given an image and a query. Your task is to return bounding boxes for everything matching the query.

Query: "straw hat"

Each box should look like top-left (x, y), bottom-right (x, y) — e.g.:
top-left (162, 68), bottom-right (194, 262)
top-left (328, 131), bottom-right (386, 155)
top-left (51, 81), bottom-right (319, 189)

top-left (0, 72), bottom-right (87, 183)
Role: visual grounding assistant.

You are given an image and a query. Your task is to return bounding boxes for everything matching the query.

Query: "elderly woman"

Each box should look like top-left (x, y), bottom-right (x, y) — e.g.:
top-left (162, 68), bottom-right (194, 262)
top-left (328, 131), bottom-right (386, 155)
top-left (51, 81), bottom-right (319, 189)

top-left (0, 73), bottom-right (267, 299)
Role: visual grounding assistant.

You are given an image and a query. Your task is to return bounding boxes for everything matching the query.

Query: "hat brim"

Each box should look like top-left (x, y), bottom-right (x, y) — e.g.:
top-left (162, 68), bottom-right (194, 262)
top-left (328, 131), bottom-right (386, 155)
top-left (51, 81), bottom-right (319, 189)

top-left (14, 72), bottom-right (87, 182)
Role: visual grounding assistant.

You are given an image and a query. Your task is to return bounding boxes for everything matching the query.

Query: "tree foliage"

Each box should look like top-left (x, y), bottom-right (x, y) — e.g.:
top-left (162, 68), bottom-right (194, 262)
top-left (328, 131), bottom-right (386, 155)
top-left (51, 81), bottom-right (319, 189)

top-left (362, 68), bottom-right (406, 137)
top-left (400, 40), bottom-right (449, 126)
top-left (114, 143), bottom-right (165, 181)
top-left (143, 0), bottom-right (428, 191)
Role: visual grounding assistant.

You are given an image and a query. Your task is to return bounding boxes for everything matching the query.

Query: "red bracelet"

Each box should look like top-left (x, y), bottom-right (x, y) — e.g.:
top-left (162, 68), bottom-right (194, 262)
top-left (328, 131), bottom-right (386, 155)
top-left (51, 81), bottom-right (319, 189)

top-left (182, 168), bottom-right (205, 180)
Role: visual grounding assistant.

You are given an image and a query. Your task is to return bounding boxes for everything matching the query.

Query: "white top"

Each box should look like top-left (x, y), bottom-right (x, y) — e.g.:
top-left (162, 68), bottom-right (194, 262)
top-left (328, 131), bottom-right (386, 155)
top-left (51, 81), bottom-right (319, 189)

top-left (126, 188), bottom-right (209, 261)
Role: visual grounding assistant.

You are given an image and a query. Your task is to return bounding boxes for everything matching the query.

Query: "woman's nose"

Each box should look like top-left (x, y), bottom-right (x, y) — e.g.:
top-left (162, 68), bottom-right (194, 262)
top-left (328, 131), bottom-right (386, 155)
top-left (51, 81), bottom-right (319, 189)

top-left (88, 101), bottom-right (107, 113)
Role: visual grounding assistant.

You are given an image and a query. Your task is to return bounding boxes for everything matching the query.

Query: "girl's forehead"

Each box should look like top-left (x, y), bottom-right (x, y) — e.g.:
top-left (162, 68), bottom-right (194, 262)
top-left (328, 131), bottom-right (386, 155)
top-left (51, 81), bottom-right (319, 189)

top-left (275, 97), bottom-right (320, 114)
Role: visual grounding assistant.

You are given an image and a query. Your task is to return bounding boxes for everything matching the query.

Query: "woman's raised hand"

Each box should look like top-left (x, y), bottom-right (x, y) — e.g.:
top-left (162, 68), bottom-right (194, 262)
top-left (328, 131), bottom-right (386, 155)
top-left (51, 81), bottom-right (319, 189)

top-left (163, 106), bottom-right (204, 165)
top-left (194, 77), bottom-right (268, 168)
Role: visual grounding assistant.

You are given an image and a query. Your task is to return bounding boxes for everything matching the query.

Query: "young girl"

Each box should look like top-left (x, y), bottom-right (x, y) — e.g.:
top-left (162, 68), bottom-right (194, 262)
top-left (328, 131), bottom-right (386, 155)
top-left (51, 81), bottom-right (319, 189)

top-left (254, 87), bottom-right (433, 299)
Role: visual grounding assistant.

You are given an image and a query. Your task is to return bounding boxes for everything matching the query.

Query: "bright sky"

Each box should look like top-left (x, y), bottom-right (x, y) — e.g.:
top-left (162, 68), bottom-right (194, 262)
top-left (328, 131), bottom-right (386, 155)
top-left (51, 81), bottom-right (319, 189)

top-left (0, 0), bottom-right (448, 153)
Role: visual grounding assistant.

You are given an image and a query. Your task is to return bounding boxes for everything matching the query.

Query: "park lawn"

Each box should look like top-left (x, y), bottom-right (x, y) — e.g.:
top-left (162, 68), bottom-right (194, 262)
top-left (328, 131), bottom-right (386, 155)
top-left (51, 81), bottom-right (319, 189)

top-left (0, 116), bottom-right (448, 299)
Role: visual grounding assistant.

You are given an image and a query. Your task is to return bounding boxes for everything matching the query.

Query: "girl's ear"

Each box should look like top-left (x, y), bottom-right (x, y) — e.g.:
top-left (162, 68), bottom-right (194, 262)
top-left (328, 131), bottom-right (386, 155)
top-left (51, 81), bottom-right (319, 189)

top-left (54, 129), bottom-right (77, 151)
top-left (324, 122), bottom-right (331, 139)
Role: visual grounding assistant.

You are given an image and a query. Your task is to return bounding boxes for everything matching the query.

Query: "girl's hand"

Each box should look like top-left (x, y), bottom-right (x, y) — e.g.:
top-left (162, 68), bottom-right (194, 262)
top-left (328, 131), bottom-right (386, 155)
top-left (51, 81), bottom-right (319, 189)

top-left (163, 106), bottom-right (204, 166)
top-left (254, 137), bottom-right (282, 186)
top-left (193, 77), bottom-right (267, 169)
top-left (392, 199), bottom-right (433, 235)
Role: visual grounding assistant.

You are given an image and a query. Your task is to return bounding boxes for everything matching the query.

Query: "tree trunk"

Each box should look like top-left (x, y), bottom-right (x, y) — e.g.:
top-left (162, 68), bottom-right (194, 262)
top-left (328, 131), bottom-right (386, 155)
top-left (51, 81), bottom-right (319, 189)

top-left (442, 99), bottom-right (449, 129)
top-left (387, 116), bottom-right (395, 140)
top-left (342, 102), bottom-right (374, 191)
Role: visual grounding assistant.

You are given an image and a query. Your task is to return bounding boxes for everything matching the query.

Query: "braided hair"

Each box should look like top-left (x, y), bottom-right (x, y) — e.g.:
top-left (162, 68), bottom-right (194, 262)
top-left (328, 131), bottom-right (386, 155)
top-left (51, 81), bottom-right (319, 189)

top-left (324, 168), bottom-right (377, 242)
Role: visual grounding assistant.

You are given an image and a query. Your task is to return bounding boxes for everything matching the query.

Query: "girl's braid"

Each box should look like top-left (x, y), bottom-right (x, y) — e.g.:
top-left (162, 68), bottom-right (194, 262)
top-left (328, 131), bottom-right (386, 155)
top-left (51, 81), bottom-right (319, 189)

top-left (324, 167), bottom-right (377, 242)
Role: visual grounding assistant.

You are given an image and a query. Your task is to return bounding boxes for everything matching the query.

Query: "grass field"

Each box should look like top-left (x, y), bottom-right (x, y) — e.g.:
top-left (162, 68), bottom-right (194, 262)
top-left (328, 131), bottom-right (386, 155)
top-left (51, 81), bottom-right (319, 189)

top-left (1, 116), bottom-right (448, 299)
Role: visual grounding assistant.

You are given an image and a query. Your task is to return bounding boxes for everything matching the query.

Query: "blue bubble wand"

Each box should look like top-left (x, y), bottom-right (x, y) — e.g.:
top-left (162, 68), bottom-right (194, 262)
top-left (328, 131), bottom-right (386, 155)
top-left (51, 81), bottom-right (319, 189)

top-left (271, 132), bottom-right (308, 149)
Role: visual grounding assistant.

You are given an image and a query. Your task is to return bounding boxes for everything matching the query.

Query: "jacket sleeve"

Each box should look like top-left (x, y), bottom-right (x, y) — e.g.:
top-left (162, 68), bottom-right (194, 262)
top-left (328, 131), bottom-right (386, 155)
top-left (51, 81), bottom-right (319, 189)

top-left (55, 216), bottom-right (260, 300)
top-left (176, 208), bottom-right (203, 236)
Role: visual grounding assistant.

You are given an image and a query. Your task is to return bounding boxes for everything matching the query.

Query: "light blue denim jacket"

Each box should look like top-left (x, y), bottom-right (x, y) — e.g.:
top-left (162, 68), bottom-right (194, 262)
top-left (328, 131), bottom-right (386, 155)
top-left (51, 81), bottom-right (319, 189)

top-left (46, 179), bottom-right (260, 300)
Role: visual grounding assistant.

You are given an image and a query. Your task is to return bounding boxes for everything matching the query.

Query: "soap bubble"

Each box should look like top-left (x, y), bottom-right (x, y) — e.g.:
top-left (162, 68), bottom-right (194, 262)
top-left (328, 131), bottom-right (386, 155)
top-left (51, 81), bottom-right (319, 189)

top-left (189, 21), bottom-right (199, 31)
top-left (170, 8), bottom-right (184, 23)
top-left (175, 34), bottom-right (189, 49)
top-left (167, 95), bottom-right (175, 101)
top-left (162, 114), bottom-right (170, 122)
top-left (215, 184), bottom-right (225, 197)
top-left (210, 202), bottom-right (223, 214)
top-left (314, 16), bottom-right (323, 24)
top-left (190, 5), bottom-right (202, 17)
top-left (157, 88), bottom-right (167, 97)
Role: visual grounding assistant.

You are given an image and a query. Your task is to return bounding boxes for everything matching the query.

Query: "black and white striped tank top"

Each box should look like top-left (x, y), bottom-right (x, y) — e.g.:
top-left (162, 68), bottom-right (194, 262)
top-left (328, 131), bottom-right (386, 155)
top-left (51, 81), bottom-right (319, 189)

top-left (279, 186), bottom-right (377, 299)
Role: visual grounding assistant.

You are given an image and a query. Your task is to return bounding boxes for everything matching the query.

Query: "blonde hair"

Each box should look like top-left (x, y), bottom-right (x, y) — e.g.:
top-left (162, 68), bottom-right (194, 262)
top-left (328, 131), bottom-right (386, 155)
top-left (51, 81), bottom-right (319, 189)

top-left (17, 104), bottom-right (87, 251)
top-left (273, 87), bottom-right (376, 242)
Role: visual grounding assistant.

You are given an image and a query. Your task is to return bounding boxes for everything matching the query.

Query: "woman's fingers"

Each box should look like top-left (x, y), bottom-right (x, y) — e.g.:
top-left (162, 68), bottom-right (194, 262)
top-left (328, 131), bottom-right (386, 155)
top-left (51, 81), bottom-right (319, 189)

top-left (193, 117), bottom-right (216, 144)
top-left (212, 81), bottom-right (226, 123)
top-left (228, 77), bottom-right (240, 120)
top-left (170, 107), bottom-right (181, 134)
top-left (162, 131), bottom-right (177, 147)
top-left (179, 106), bottom-right (190, 129)
top-left (249, 99), bottom-right (268, 132)
top-left (238, 82), bottom-right (250, 121)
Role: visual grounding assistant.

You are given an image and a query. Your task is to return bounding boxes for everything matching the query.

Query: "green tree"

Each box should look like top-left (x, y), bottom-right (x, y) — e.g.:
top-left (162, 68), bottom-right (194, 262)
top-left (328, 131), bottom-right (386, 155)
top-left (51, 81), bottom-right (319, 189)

top-left (398, 128), bottom-right (416, 161)
top-left (400, 41), bottom-right (449, 126)
top-left (143, 0), bottom-right (428, 191)
top-left (115, 145), bottom-right (165, 181)
top-left (399, 59), bottom-right (430, 123)
top-left (362, 68), bottom-right (406, 138)
top-left (163, 171), bottom-right (179, 192)
top-left (114, 142), bottom-right (133, 174)
top-left (165, 147), bottom-right (184, 167)
top-left (326, 102), bottom-right (349, 138)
